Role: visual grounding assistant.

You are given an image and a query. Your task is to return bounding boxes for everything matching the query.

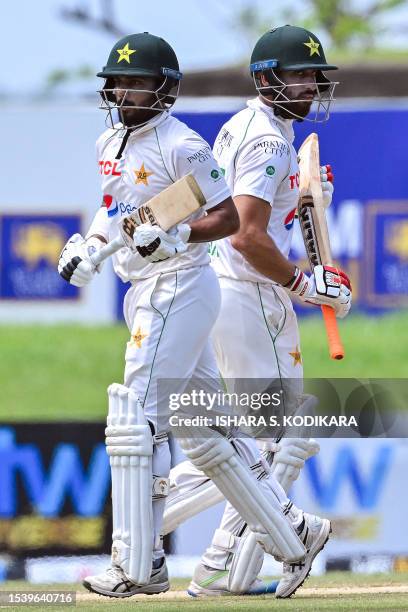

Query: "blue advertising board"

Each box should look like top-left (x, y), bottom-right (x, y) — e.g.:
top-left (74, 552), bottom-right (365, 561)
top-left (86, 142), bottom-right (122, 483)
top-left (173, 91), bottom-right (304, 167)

top-left (113, 107), bottom-right (408, 319)
top-left (0, 214), bottom-right (82, 300)
top-left (1, 424), bottom-right (405, 559)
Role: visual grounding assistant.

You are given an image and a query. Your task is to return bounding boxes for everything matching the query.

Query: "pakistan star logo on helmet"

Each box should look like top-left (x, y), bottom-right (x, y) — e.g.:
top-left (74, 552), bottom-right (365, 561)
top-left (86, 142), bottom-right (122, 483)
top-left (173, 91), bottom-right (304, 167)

top-left (117, 42), bottom-right (137, 64)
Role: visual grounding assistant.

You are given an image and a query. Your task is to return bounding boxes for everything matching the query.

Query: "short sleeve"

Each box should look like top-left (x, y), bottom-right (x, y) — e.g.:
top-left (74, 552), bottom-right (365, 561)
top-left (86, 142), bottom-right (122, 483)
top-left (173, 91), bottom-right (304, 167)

top-left (233, 137), bottom-right (291, 204)
top-left (172, 133), bottom-right (231, 211)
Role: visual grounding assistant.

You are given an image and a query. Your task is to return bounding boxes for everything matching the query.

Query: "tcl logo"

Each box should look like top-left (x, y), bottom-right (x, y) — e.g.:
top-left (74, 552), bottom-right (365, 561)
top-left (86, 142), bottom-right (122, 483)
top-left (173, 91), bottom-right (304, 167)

top-left (289, 173), bottom-right (300, 190)
top-left (98, 160), bottom-right (121, 176)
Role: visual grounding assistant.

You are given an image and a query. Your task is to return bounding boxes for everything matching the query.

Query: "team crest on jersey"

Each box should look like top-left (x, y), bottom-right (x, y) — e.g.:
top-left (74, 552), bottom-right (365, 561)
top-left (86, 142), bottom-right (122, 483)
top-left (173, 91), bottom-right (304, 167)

top-left (134, 162), bottom-right (153, 186)
top-left (130, 326), bottom-right (148, 348)
top-left (289, 345), bottom-right (302, 366)
top-left (284, 208), bottom-right (297, 231)
top-left (103, 194), bottom-right (119, 217)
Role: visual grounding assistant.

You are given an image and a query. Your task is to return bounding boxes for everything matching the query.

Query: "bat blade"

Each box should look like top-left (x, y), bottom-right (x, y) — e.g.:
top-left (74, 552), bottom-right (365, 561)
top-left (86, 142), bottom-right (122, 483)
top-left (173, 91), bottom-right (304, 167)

top-left (298, 133), bottom-right (345, 361)
top-left (90, 174), bottom-right (206, 265)
top-left (119, 173), bottom-right (206, 248)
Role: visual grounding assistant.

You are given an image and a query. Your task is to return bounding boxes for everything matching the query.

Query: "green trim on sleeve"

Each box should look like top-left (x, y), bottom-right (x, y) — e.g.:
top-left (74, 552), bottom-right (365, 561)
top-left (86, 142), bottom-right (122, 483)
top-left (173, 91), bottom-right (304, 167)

top-left (233, 110), bottom-right (256, 170)
top-left (154, 127), bottom-right (175, 183)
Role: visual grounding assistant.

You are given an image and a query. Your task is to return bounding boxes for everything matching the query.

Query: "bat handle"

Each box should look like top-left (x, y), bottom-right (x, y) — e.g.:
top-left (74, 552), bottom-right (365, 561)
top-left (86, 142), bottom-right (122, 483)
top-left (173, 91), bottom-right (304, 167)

top-left (321, 305), bottom-right (345, 360)
top-left (89, 235), bottom-right (125, 266)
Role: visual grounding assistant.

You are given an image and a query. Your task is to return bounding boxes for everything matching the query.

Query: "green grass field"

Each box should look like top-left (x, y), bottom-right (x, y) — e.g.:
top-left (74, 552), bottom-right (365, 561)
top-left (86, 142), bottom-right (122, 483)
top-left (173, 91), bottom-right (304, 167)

top-left (0, 312), bottom-right (406, 421)
top-left (2, 573), bottom-right (408, 611)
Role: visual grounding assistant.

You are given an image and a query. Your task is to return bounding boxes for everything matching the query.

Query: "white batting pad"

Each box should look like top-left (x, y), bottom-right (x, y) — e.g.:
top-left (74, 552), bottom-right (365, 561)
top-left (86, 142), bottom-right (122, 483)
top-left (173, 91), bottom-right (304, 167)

top-left (178, 429), bottom-right (305, 562)
top-left (228, 531), bottom-right (264, 593)
top-left (106, 383), bottom-right (153, 585)
top-left (162, 461), bottom-right (223, 535)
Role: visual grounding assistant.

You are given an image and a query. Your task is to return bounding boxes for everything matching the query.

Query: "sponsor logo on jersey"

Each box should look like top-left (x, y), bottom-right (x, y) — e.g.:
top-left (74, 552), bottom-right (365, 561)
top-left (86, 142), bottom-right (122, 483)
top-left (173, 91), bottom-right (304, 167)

top-left (289, 172), bottom-right (300, 190)
top-left (210, 169), bottom-right (222, 182)
top-left (284, 208), bottom-right (297, 231)
top-left (98, 160), bottom-right (122, 176)
top-left (134, 162), bottom-right (153, 186)
top-left (103, 194), bottom-right (119, 217)
top-left (103, 195), bottom-right (140, 217)
top-left (265, 165), bottom-right (275, 177)
top-left (214, 128), bottom-right (234, 157)
top-left (253, 140), bottom-right (290, 157)
top-left (187, 146), bottom-right (211, 164)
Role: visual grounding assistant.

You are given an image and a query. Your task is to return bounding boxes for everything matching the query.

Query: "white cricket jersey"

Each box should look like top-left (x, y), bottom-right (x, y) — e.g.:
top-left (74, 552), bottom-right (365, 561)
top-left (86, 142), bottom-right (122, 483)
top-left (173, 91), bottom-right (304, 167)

top-left (94, 112), bottom-right (230, 283)
top-left (212, 98), bottom-right (299, 283)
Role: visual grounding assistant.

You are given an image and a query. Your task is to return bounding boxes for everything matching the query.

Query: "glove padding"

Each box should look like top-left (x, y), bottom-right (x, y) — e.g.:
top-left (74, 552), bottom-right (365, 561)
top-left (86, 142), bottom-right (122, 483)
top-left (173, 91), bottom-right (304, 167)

top-left (58, 233), bottom-right (102, 287)
top-left (287, 265), bottom-right (352, 319)
top-left (272, 438), bottom-right (320, 490)
top-left (320, 164), bottom-right (334, 208)
top-left (133, 223), bottom-right (190, 263)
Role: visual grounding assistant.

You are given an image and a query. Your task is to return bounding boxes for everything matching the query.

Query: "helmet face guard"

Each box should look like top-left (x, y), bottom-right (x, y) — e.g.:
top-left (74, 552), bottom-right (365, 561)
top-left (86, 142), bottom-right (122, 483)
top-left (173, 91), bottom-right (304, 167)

top-left (251, 61), bottom-right (338, 123)
top-left (98, 70), bottom-right (181, 130)
top-left (97, 32), bottom-right (182, 131)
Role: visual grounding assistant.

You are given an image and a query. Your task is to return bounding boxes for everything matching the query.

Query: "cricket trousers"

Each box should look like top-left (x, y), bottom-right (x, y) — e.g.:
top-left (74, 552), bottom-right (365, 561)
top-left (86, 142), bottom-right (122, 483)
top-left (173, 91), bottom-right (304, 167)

top-left (122, 264), bottom-right (222, 558)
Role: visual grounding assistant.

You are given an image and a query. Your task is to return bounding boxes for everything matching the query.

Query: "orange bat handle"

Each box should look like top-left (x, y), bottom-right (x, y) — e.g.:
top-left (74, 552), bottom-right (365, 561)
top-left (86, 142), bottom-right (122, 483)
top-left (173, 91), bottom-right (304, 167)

top-left (321, 305), bottom-right (345, 360)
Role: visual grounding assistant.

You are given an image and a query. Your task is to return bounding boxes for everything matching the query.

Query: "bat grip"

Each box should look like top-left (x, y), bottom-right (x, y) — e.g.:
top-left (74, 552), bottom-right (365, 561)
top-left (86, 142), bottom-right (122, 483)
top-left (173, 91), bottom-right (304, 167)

top-left (321, 305), bottom-right (345, 360)
top-left (89, 235), bottom-right (125, 266)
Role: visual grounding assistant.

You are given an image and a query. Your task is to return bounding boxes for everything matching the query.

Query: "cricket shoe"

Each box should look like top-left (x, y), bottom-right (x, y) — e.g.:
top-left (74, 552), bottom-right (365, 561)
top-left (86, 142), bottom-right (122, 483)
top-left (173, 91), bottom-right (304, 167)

top-left (82, 557), bottom-right (169, 598)
top-left (275, 513), bottom-right (331, 599)
top-left (187, 563), bottom-right (278, 597)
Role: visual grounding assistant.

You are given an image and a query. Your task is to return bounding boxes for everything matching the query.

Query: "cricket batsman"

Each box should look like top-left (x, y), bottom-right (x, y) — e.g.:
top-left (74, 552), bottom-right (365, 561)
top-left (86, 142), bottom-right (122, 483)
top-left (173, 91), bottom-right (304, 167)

top-left (58, 31), bottom-right (319, 598)
top-left (162, 25), bottom-right (353, 598)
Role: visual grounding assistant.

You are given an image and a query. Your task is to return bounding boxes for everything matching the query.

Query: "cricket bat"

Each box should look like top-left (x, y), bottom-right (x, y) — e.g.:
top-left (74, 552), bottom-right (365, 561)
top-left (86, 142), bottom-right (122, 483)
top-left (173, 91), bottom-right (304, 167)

top-left (297, 133), bottom-right (345, 360)
top-left (89, 173), bottom-right (206, 266)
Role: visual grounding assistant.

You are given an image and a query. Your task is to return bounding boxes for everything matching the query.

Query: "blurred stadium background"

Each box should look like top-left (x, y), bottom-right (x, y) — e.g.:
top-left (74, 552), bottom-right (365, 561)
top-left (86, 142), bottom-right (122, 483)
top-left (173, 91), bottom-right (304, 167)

top-left (0, 0), bottom-right (407, 599)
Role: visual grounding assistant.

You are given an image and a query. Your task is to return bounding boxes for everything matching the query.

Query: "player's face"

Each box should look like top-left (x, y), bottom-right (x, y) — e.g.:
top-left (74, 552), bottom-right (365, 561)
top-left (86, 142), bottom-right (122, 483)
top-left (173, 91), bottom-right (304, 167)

top-left (264, 69), bottom-right (318, 119)
top-left (112, 75), bottom-right (160, 126)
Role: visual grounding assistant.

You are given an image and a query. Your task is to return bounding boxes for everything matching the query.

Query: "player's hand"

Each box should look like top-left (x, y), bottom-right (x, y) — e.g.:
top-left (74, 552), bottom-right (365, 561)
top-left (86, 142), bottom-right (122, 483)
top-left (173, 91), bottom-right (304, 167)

top-left (133, 223), bottom-right (190, 263)
top-left (320, 164), bottom-right (334, 208)
top-left (58, 233), bottom-right (103, 287)
top-left (286, 265), bottom-right (352, 319)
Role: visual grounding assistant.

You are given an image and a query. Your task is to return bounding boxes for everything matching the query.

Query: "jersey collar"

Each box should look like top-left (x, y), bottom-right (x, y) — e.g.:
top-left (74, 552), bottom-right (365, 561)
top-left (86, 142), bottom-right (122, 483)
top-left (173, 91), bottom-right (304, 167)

top-left (247, 97), bottom-right (295, 143)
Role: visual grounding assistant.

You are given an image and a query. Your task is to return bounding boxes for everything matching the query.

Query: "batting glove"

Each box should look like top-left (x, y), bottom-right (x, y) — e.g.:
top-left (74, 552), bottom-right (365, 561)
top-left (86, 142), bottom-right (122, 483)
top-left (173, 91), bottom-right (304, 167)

top-left (58, 234), bottom-right (104, 287)
top-left (320, 164), bottom-right (334, 208)
top-left (133, 223), bottom-right (190, 263)
top-left (285, 264), bottom-right (352, 319)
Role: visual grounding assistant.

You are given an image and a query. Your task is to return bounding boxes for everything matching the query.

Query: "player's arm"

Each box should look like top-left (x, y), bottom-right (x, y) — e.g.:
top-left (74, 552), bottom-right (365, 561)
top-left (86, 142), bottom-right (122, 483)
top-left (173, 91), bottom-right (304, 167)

top-left (134, 133), bottom-right (239, 262)
top-left (231, 195), bottom-right (351, 317)
top-left (230, 138), bottom-right (351, 316)
top-left (186, 196), bottom-right (239, 243)
top-left (172, 133), bottom-right (239, 243)
top-left (230, 195), bottom-right (294, 284)
top-left (58, 204), bottom-right (111, 286)
top-left (59, 134), bottom-right (117, 285)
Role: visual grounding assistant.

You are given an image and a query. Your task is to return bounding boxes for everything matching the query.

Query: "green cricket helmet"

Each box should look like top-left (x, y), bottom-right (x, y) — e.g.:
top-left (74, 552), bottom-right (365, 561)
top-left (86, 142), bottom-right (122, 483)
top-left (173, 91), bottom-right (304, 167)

top-left (97, 32), bottom-right (182, 129)
top-left (97, 32), bottom-right (182, 80)
top-left (250, 25), bottom-right (338, 122)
